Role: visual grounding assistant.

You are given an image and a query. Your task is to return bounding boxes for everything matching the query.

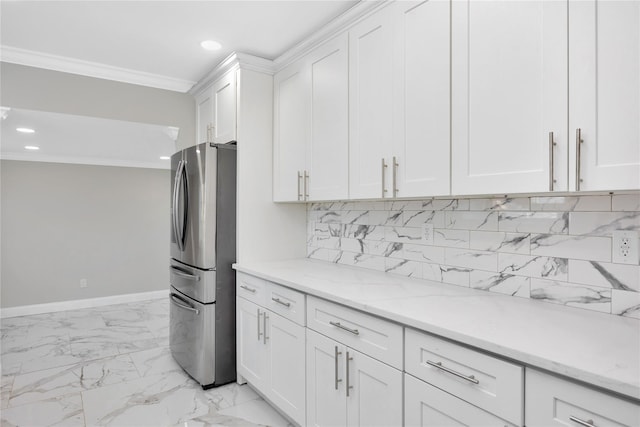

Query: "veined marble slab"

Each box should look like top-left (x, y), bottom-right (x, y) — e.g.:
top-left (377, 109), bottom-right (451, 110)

top-left (234, 258), bottom-right (640, 401)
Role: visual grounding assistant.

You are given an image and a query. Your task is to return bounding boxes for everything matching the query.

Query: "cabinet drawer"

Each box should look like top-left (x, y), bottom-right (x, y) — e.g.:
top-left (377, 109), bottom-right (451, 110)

top-left (526, 368), bottom-right (640, 427)
top-left (236, 273), bottom-right (267, 305)
top-left (265, 282), bottom-right (305, 326)
top-left (306, 296), bottom-right (403, 369)
top-left (405, 374), bottom-right (518, 427)
top-left (405, 328), bottom-right (523, 425)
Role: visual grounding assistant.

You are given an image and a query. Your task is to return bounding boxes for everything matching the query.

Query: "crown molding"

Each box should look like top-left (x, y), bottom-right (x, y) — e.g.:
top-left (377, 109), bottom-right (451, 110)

top-left (273, 0), bottom-right (388, 71)
top-left (189, 51), bottom-right (274, 95)
top-left (0, 45), bottom-right (196, 93)
top-left (0, 152), bottom-right (171, 170)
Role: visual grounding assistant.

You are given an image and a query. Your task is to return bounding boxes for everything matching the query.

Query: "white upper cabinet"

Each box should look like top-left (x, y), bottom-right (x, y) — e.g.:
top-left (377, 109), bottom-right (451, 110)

top-left (392, 0), bottom-right (450, 198)
top-left (274, 34), bottom-right (350, 202)
top-left (451, 0), bottom-right (568, 195)
top-left (194, 69), bottom-right (237, 145)
top-left (211, 70), bottom-right (237, 144)
top-left (349, 6), bottom-right (394, 200)
top-left (195, 89), bottom-right (213, 144)
top-left (569, 0), bottom-right (640, 191)
top-left (308, 34), bottom-right (350, 201)
top-left (273, 60), bottom-right (309, 202)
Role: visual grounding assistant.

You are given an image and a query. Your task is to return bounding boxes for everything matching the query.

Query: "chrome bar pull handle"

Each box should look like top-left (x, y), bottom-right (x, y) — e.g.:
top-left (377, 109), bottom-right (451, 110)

top-left (170, 294), bottom-right (200, 315)
top-left (381, 158), bottom-right (388, 197)
top-left (549, 131), bottom-right (556, 191)
top-left (257, 308), bottom-right (263, 341)
top-left (170, 266), bottom-right (200, 281)
top-left (392, 156), bottom-right (399, 197)
top-left (297, 171), bottom-right (303, 201)
top-left (271, 297), bottom-right (291, 307)
top-left (576, 128), bottom-right (583, 191)
top-left (426, 360), bottom-right (479, 384)
top-left (569, 416), bottom-right (595, 427)
top-left (263, 313), bottom-right (268, 344)
top-left (329, 321), bottom-right (360, 335)
top-left (334, 346), bottom-right (342, 390)
top-left (304, 170), bottom-right (309, 200)
top-left (240, 285), bottom-right (256, 293)
top-left (346, 351), bottom-right (354, 397)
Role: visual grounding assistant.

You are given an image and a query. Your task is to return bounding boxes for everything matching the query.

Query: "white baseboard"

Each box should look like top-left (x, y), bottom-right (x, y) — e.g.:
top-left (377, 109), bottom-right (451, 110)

top-left (0, 290), bottom-right (168, 319)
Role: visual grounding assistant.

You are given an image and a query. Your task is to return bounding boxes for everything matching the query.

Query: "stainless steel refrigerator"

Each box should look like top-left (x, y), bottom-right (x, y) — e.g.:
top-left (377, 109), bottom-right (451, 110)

top-left (169, 141), bottom-right (236, 389)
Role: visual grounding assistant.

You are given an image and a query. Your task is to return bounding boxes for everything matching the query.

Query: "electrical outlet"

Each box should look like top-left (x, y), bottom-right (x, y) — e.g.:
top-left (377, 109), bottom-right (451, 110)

top-left (612, 230), bottom-right (639, 265)
top-left (80, 278), bottom-right (88, 288)
top-left (422, 224), bottom-right (434, 245)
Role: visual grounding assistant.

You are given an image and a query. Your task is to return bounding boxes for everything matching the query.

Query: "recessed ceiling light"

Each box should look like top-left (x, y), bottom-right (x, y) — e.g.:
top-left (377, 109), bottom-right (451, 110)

top-left (17, 127), bottom-right (35, 134)
top-left (160, 156), bottom-right (170, 160)
top-left (24, 146), bottom-right (40, 150)
top-left (200, 40), bottom-right (221, 51)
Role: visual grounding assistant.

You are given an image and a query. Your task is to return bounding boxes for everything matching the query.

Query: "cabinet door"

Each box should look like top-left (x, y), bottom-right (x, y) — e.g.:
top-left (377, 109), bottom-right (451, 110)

top-left (349, 6), bottom-right (394, 199)
top-left (236, 297), bottom-right (267, 391)
top-left (404, 374), bottom-right (518, 427)
top-left (266, 312), bottom-right (306, 426)
top-left (346, 348), bottom-right (402, 427)
top-left (452, 0), bottom-right (568, 195)
top-left (569, 0), bottom-right (640, 191)
top-left (308, 34), bottom-right (349, 201)
top-left (273, 60), bottom-right (309, 202)
top-left (211, 70), bottom-right (237, 144)
top-left (306, 329), bottom-right (347, 427)
top-left (526, 369), bottom-right (640, 427)
top-left (393, 0), bottom-right (450, 198)
top-left (195, 88), bottom-right (213, 144)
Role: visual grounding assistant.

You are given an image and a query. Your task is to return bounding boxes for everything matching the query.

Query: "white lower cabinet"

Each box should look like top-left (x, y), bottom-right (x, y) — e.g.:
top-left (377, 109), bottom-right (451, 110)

top-left (236, 281), bottom-right (306, 426)
top-left (236, 297), bottom-right (267, 390)
top-left (526, 369), bottom-right (640, 427)
top-left (405, 374), bottom-right (517, 427)
top-left (306, 329), bottom-right (402, 427)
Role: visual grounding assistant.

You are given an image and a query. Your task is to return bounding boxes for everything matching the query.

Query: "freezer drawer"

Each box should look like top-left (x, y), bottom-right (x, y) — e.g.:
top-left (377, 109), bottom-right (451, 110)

top-left (170, 259), bottom-right (216, 304)
top-left (170, 289), bottom-right (216, 386)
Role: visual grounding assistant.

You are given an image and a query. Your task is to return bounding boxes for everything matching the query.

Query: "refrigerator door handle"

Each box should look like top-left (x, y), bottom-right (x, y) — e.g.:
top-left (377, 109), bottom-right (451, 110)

top-left (176, 160), bottom-right (189, 251)
top-left (171, 160), bottom-right (182, 248)
top-left (170, 293), bottom-right (200, 315)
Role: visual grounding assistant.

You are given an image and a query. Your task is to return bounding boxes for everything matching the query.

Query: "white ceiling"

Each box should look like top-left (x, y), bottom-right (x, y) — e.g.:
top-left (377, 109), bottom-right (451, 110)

top-left (1, 108), bottom-right (177, 169)
top-left (0, 1), bottom-right (359, 91)
top-left (0, 1), bottom-right (360, 169)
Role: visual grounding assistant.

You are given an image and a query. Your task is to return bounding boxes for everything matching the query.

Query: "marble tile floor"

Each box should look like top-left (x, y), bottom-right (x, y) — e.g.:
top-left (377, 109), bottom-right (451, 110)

top-left (0, 298), bottom-right (293, 427)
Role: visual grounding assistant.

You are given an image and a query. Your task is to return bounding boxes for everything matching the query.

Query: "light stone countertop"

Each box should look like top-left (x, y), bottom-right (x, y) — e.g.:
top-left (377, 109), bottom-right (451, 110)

top-left (234, 258), bottom-right (640, 401)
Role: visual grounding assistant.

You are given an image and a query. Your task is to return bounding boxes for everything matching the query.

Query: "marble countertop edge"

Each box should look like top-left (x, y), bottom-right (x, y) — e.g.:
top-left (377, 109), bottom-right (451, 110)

top-left (233, 258), bottom-right (640, 402)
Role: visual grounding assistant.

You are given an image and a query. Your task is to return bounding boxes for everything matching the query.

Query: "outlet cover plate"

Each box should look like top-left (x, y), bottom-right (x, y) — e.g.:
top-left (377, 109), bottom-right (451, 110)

top-left (612, 230), bottom-right (639, 265)
top-left (422, 224), bottom-right (434, 245)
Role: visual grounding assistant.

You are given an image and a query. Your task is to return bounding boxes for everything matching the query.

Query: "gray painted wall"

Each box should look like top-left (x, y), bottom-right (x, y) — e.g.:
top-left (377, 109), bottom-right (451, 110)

top-left (1, 160), bottom-right (169, 308)
top-left (0, 62), bottom-right (195, 151)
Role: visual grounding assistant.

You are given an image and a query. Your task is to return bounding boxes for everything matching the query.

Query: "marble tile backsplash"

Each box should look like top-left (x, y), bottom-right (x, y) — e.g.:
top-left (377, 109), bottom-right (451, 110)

top-left (306, 194), bottom-right (640, 319)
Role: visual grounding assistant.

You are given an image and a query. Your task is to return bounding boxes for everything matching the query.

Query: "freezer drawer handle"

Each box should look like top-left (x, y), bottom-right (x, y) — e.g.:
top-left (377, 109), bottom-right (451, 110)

top-left (426, 360), bottom-right (479, 384)
top-left (329, 321), bottom-right (359, 336)
top-left (170, 266), bottom-right (200, 281)
top-left (170, 293), bottom-right (200, 315)
top-left (569, 416), bottom-right (595, 427)
top-left (240, 285), bottom-right (256, 293)
top-left (271, 297), bottom-right (291, 307)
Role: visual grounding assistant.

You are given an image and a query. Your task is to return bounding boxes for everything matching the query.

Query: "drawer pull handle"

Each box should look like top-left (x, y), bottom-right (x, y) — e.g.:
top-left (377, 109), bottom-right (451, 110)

top-left (240, 285), bottom-right (256, 293)
top-left (329, 321), bottom-right (360, 336)
top-left (271, 297), bottom-right (291, 307)
top-left (426, 360), bottom-right (479, 385)
top-left (569, 416), bottom-right (595, 427)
